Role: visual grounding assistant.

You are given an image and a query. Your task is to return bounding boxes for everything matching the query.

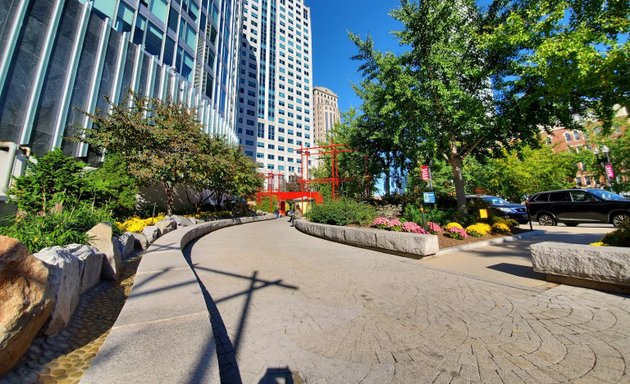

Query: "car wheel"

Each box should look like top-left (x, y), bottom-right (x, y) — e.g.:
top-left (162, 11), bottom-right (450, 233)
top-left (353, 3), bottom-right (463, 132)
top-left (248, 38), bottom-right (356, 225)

top-left (565, 223), bottom-right (579, 227)
top-left (612, 213), bottom-right (629, 228)
top-left (538, 214), bottom-right (556, 226)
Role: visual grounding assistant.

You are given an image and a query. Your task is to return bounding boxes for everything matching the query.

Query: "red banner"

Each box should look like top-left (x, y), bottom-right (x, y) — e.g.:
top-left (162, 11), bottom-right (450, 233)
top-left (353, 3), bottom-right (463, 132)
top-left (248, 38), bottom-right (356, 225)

top-left (605, 163), bottom-right (615, 179)
top-left (421, 166), bottom-right (430, 181)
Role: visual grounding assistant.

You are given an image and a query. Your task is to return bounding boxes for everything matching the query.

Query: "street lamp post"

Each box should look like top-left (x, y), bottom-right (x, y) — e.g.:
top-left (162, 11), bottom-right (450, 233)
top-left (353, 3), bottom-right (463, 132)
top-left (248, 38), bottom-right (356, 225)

top-left (601, 145), bottom-right (612, 190)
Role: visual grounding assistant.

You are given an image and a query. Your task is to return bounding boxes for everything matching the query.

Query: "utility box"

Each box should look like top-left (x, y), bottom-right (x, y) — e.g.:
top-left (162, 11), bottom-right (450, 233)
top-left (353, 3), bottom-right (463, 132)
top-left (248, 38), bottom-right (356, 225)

top-left (0, 142), bottom-right (30, 221)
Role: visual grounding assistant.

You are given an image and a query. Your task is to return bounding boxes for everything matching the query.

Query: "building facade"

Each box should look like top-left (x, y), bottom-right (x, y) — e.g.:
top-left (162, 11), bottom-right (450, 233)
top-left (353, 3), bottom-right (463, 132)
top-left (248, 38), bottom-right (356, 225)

top-left (236, 0), bottom-right (313, 180)
top-left (313, 86), bottom-right (339, 145)
top-left (0, 0), bottom-right (241, 160)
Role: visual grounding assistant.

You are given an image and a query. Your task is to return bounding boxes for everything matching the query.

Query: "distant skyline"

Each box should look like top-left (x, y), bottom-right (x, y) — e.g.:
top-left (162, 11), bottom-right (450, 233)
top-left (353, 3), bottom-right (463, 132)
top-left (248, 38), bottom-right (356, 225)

top-left (309, 0), bottom-right (493, 115)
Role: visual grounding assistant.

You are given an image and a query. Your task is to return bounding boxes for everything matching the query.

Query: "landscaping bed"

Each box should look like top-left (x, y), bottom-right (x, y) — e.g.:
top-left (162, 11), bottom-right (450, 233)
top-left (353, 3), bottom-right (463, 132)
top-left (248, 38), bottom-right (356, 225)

top-left (437, 226), bottom-right (530, 249)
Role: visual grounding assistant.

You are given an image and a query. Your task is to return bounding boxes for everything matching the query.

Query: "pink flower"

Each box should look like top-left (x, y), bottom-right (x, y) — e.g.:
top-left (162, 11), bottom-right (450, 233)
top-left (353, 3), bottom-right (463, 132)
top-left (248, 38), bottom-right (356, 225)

top-left (387, 218), bottom-right (402, 229)
top-left (402, 222), bottom-right (427, 234)
top-left (427, 222), bottom-right (442, 234)
top-left (446, 227), bottom-right (468, 239)
top-left (372, 217), bottom-right (391, 228)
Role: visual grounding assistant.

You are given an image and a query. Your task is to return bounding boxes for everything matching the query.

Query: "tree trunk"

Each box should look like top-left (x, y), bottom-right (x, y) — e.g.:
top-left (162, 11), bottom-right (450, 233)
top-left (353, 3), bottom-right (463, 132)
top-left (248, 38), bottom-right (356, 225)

top-left (448, 144), bottom-right (467, 211)
top-left (162, 181), bottom-right (174, 215)
top-left (384, 153), bottom-right (391, 197)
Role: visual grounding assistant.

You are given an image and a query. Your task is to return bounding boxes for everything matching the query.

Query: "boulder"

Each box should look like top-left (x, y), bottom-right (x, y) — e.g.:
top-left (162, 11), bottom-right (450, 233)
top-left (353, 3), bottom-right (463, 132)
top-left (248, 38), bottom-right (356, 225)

top-left (142, 225), bottom-right (160, 243)
top-left (87, 223), bottom-right (123, 281)
top-left (132, 233), bottom-right (149, 250)
top-left (156, 220), bottom-right (177, 236)
top-left (0, 237), bottom-right (54, 376)
top-left (66, 244), bottom-right (104, 294)
top-left (34, 246), bottom-right (81, 336)
top-left (531, 242), bottom-right (630, 287)
top-left (169, 215), bottom-right (194, 227)
top-left (117, 233), bottom-right (136, 260)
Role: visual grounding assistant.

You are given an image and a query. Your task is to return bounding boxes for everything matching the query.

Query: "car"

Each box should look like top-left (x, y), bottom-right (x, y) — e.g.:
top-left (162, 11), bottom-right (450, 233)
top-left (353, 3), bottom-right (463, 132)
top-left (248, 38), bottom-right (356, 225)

top-left (466, 195), bottom-right (529, 224)
top-left (526, 188), bottom-right (630, 227)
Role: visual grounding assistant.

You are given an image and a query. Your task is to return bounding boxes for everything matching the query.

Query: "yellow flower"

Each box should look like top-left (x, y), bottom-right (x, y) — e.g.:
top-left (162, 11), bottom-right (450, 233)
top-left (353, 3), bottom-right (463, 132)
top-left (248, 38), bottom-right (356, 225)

top-left (589, 242), bottom-right (606, 246)
top-left (444, 222), bottom-right (464, 230)
top-left (492, 222), bottom-right (511, 234)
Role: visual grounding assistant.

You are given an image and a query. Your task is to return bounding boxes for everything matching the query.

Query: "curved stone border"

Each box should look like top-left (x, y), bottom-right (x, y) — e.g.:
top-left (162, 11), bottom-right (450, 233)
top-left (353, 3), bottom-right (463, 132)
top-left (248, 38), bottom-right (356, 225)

top-left (294, 219), bottom-right (439, 257)
top-left (82, 215), bottom-right (275, 383)
top-left (531, 241), bottom-right (630, 293)
top-left (435, 230), bottom-right (545, 255)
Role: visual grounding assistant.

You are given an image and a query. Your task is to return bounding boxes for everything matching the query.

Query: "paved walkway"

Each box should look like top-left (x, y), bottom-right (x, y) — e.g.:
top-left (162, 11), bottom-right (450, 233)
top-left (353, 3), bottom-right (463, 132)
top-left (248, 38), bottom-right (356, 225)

top-left (188, 220), bottom-right (630, 383)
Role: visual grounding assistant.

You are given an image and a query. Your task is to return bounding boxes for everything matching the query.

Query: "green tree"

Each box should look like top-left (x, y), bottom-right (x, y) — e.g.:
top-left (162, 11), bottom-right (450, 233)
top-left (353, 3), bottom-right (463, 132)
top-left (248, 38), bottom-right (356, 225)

top-left (82, 94), bottom-right (209, 215)
top-left (84, 153), bottom-right (138, 218)
top-left (465, 145), bottom-right (579, 201)
top-left (350, 0), bottom-right (540, 210)
top-left (484, 0), bottom-right (629, 132)
top-left (10, 148), bottom-right (87, 214)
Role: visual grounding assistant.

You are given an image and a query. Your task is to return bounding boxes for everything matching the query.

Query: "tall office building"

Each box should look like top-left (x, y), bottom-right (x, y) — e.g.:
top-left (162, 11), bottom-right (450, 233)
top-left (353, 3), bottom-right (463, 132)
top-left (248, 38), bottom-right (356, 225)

top-left (0, 0), bottom-right (241, 159)
top-left (236, 0), bottom-right (313, 180)
top-left (313, 86), bottom-right (339, 145)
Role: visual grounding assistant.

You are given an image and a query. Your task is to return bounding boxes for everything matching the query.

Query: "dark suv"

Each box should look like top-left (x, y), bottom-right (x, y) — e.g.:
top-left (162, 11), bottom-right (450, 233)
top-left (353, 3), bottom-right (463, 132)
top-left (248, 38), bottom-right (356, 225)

top-left (466, 195), bottom-right (529, 224)
top-left (526, 189), bottom-right (630, 227)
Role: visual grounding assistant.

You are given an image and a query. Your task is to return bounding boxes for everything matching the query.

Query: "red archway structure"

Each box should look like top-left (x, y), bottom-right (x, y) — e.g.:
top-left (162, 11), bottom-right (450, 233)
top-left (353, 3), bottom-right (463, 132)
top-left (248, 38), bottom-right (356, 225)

top-left (297, 143), bottom-right (354, 200)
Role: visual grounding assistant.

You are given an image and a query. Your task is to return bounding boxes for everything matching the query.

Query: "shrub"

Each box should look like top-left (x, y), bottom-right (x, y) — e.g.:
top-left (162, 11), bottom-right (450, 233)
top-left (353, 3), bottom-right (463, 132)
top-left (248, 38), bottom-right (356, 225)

top-left (445, 226), bottom-right (468, 240)
top-left (307, 198), bottom-right (376, 226)
top-left (450, 211), bottom-right (476, 227)
top-left (426, 222), bottom-right (442, 234)
top-left (600, 222), bottom-right (630, 247)
top-left (589, 242), bottom-right (606, 246)
top-left (387, 218), bottom-right (403, 231)
top-left (376, 204), bottom-right (402, 219)
top-left (402, 221), bottom-right (427, 234)
top-left (402, 204), bottom-right (424, 224)
top-left (116, 215), bottom-right (166, 233)
top-left (372, 217), bottom-right (390, 229)
top-left (444, 222), bottom-right (463, 230)
top-left (492, 222), bottom-right (512, 234)
top-left (257, 195), bottom-right (279, 213)
top-left (0, 204), bottom-right (115, 253)
top-left (465, 224), bottom-right (487, 237)
top-left (84, 153), bottom-right (138, 218)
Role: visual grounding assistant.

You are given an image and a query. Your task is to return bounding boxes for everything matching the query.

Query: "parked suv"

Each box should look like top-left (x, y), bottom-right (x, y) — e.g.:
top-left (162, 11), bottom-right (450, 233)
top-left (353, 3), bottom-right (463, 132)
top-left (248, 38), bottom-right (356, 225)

top-left (526, 189), bottom-right (630, 227)
top-left (466, 195), bottom-right (529, 224)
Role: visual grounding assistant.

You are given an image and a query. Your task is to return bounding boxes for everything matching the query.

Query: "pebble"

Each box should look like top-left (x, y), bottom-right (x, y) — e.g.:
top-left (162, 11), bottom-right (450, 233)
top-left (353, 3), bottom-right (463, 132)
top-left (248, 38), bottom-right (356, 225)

top-left (1, 258), bottom-right (140, 383)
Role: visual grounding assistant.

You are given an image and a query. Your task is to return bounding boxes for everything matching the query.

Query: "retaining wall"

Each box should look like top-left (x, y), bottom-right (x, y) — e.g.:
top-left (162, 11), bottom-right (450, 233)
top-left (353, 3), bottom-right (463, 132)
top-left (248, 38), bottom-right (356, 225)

top-left (82, 215), bottom-right (275, 383)
top-left (294, 220), bottom-right (439, 257)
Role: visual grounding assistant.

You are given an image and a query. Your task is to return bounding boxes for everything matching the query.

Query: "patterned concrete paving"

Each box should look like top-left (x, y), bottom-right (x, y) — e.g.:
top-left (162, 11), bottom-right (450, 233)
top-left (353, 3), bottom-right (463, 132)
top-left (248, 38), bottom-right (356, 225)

top-left (189, 219), bottom-right (630, 384)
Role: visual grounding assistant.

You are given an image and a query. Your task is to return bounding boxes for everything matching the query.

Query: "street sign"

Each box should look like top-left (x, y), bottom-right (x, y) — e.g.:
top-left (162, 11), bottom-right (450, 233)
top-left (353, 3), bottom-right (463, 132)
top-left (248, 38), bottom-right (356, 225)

top-left (423, 192), bottom-right (436, 204)
top-left (421, 165), bottom-right (430, 181)
top-left (605, 163), bottom-right (615, 179)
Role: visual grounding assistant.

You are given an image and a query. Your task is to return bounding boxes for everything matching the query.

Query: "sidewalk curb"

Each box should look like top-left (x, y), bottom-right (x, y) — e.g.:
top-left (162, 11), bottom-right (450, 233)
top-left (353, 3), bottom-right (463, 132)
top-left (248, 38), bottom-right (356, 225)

top-left (434, 229), bottom-right (546, 256)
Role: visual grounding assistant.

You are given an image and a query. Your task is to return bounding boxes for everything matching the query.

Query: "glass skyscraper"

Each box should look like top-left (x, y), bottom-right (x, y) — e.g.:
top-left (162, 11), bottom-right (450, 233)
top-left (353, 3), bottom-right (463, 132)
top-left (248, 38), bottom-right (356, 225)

top-left (0, 0), bottom-right (241, 159)
top-left (236, 0), bottom-right (313, 179)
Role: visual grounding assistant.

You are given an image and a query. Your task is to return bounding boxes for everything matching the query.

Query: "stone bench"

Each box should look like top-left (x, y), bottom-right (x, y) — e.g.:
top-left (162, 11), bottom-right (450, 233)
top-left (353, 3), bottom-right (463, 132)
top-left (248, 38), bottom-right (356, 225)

top-left (82, 215), bottom-right (275, 383)
top-left (531, 242), bottom-right (630, 293)
top-left (294, 220), bottom-right (439, 257)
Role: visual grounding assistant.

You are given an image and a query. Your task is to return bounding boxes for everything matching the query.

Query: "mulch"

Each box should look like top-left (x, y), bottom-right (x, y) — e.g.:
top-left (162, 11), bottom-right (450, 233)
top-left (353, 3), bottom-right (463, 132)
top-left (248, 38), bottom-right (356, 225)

top-left (437, 227), bottom-right (530, 249)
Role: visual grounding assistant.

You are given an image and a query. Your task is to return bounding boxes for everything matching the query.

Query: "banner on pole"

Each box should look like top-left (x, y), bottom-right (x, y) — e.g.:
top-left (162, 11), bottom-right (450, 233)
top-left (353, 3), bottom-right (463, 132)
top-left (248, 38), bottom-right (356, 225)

top-left (605, 163), bottom-right (615, 179)
top-left (421, 165), bottom-right (430, 181)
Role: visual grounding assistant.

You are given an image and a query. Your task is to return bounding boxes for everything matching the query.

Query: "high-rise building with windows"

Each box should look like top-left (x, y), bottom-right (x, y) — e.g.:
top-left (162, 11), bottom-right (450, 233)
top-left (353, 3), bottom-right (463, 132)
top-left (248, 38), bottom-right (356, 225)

top-left (0, 0), bottom-right (241, 159)
top-left (236, 0), bottom-right (313, 180)
top-left (313, 86), bottom-right (339, 145)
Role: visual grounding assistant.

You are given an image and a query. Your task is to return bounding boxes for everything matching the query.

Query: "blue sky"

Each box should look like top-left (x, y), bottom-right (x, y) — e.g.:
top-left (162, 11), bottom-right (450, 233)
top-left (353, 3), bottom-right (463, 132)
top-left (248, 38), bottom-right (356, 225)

top-left (309, 0), bottom-right (404, 113)
top-left (309, 0), bottom-right (493, 114)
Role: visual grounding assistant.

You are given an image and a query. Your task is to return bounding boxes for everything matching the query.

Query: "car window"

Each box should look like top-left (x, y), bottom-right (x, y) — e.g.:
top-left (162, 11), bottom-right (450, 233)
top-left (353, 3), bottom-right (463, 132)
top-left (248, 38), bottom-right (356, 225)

top-left (570, 191), bottom-right (590, 202)
top-left (532, 193), bottom-right (549, 202)
top-left (549, 191), bottom-right (571, 202)
top-left (587, 189), bottom-right (629, 201)
top-left (484, 197), bottom-right (509, 205)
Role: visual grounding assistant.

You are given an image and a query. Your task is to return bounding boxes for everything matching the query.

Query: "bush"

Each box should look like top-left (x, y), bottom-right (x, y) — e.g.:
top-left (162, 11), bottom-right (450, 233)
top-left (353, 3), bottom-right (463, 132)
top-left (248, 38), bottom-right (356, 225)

top-left (444, 222), bottom-right (464, 231)
top-left (600, 222), bottom-right (630, 247)
top-left (450, 211), bottom-right (476, 227)
top-left (84, 153), bottom-right (138, 218)
top-left (426, 222), bottom-right (442, 234)
top-left (466, 224), bottom-right (489, 237)
top-left (445, 226), bottom-right (468, 240)
top-left (376, 204), bottom-right (402, 219)
top-left (401, 221), bottom-right (427, 234)
top-left (491, 216), bottom-right (520, 230)
top-left (116, 215), bottom-right (166, 233)
top-left (0, 204), bottom-right (115, 253)
top-left (492, 222), bottom-right (512, 234)
top-left (257, 195), bottom-right (279, 213)
top-left (307, 198), bottom-right (376, 226)
top-left (403, 204), bottom-right (456, 226)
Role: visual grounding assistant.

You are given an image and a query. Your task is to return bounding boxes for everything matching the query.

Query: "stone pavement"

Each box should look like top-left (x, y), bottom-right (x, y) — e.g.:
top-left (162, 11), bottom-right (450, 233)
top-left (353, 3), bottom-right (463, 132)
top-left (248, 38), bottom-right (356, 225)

top-left (189, 219), bottom-right (630, 383)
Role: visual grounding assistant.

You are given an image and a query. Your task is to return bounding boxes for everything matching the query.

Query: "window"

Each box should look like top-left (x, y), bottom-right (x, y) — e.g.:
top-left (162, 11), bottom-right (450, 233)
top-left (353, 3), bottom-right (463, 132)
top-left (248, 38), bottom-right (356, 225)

top-left (573, 131), bottom-right (582, 141)
top-left (564, 132), bottom-right (573, 142)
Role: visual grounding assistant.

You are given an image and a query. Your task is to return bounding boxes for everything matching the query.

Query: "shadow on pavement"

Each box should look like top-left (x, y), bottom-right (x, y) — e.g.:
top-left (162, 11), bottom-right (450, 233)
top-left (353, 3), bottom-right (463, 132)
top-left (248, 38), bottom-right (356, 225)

top-left (182, 238), bottom-right (299, 384)
top-left (258, 367), bottom-right (303, 384)
top-left (487, 262), bottom-right (546, 281)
